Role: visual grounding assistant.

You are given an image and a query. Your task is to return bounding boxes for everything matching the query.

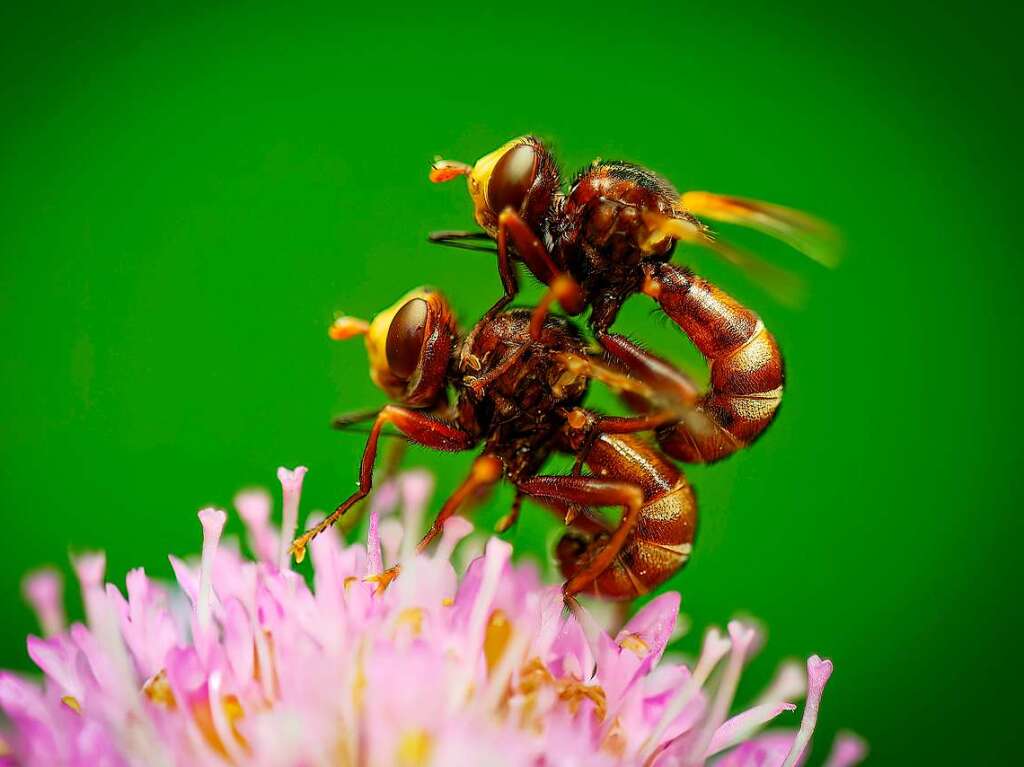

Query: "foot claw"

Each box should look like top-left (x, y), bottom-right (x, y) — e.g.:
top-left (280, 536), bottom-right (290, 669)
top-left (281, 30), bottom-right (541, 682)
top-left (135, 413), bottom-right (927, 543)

top-left (289, 540), bottom-right (308, 564)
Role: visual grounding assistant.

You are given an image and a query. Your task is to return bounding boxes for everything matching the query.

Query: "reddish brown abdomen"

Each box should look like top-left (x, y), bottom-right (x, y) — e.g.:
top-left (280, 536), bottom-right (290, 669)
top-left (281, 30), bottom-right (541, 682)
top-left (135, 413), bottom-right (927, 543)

top-left (560, 434), bottom-right (697, 600)
top-left (647, 262), bottom-right (784, 463)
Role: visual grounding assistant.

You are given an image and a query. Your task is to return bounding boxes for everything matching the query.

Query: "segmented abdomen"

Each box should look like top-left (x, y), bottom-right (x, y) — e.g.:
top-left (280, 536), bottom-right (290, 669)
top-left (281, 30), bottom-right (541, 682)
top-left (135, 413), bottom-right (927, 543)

top-left (645, 262), bottom-right (784, 463)
top-left (559, 434), bottom-right (698, 600)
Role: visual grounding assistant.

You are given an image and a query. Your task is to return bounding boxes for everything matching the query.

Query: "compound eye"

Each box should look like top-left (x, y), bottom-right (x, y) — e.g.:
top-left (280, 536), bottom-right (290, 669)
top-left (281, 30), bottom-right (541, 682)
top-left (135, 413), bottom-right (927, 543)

top-left (385, 298), bottom-right (428, 380)
top-left (487, 143), bottom-right (538, 215)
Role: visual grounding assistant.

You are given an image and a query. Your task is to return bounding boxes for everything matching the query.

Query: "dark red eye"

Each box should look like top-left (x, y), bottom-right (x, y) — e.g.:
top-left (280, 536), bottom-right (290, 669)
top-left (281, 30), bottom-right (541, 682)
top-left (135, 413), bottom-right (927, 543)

top-left (386, 298), bottom-right (428, 379)
top-left (487, 143), bottom-right (538, 214)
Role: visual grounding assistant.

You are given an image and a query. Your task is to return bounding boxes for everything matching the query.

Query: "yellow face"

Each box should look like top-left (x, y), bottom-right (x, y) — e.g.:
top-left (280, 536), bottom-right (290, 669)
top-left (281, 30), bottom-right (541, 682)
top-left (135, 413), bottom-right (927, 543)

top-left (431, 136), bottom-right (542, 235)
top-left (362, 287), bottom-right (434, 397)
top-left (328, 286), bottom-right (455, 408)
top-left (465, 137), bottom-right (527, 232)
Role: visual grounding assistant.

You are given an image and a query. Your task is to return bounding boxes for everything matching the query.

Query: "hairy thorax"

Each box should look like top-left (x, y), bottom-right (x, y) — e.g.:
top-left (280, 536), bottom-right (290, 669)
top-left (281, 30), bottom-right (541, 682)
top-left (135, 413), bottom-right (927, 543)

top-left (454, 310), bottom-right (589, 481)
top-left (557, 162), bottom-right (680, 304)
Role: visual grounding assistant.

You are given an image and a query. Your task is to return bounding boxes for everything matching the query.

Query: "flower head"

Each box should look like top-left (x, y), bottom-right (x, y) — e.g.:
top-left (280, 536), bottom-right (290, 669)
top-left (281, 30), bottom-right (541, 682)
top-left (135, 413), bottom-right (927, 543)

top-left (0, 467), bottom-right (863, 766)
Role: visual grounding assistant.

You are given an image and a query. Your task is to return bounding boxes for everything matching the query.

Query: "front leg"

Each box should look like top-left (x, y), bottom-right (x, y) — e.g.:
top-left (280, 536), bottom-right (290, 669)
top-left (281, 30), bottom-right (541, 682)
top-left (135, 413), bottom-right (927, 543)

top-left (497, 209), bottom-right (585, 335)
top-left (289, 406), bottom-right (476, 561)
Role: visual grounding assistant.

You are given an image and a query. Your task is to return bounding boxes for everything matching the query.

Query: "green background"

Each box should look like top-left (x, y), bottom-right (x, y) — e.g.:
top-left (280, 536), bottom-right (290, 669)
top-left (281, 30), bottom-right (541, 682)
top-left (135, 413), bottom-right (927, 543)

top-left (1, 2), bottom-right (1018, 762)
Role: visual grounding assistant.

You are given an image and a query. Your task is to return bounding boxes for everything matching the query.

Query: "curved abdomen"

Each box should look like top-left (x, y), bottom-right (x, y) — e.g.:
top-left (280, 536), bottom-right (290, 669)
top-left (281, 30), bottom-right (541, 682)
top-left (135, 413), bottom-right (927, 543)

top-left (643, 262), bottom-right (784, 463)
top-left (557, 434), bottom-right (697, 600)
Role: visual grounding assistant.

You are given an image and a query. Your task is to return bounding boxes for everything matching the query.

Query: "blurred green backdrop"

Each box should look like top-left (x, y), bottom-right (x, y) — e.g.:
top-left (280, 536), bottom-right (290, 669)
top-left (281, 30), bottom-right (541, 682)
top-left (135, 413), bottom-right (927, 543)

top-left (1, 1), bottom-right (1019, 762)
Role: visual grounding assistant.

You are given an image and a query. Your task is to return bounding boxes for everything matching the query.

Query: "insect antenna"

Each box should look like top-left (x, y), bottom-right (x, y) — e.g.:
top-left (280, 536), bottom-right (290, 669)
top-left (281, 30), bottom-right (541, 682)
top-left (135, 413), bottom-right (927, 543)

top-left (427, 230), bottom-right (498, 254)
top-left (331, 408), bottom-right (381, 429)
top-left (331, 408), bottom-right (412, 442)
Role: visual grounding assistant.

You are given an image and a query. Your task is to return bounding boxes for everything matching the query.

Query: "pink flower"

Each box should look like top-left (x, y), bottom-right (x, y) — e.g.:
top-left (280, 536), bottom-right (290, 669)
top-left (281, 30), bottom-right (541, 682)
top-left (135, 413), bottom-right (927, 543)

top-left (0, 467), bottom-right (864, 766)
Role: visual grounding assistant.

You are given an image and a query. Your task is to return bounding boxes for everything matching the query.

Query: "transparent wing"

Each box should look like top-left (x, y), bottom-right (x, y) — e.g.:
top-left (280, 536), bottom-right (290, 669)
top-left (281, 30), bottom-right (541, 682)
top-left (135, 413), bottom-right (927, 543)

top-left (680, 191), bottom-right (841, 269)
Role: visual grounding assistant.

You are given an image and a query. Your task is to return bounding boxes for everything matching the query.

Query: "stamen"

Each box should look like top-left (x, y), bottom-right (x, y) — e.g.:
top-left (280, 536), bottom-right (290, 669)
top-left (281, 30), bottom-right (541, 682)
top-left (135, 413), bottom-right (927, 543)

top-left (691, 620), bottom-right (758, 761)
top-left (452, 538), bottom-right (511, 709)
top-left (239, 563), bottom-right (274, 702)
top-left (207, 670), bottom-right (248, 763)
top-left (197, 508), bottom-right (226, 634)
top-left (566, 596), bottom-right (604, 661)
top-left (480, 621), bottom-right (532, 712)
top-left (72, 552), bottom-right (164, 757)
top-left (71, 552), bottom-right (106, 628)
top-left (396, 728), bottom-right (433, 766)
top-left (379, 518), bottom-right (404, 568)
top-left (368, 478), bottom-right (401, 519)
top-left (822, 731), bottom-right (868, 767)
top-left (706, 701), bottom-right (797, 757)
top-left (781, 655), bottom-right (834, 767)
top-left (640, 626), bottom-right (732, 760)
top-left (21, 569), bottom-right (65, 637)
top-left (277, 466), bottom-right (308, 570)
top-left (398, 470), bottom-right (433, 563)
top-left (754, 658), bottom-right (807, 706)
top-left (435, 517), bottom-right (473, 563)
top-left (366, 511), bottom-right (383, 576)
top-left (234, 488), bottom-right (277, 564)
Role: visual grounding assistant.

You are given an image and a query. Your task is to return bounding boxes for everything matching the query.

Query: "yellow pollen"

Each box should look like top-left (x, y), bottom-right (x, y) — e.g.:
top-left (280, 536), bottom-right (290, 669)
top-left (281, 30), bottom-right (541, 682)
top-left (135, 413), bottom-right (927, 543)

top-left (484, 609), bottom-right (512, 674)
top-left (353, 645), bottom-right (367, 712)
top-left (253, 629), bottom-right (280, 701)
top-left (602, 719), bottom-right (628, 758)
top-left (60, 695), bottom-right (81, 713)
top-left (191, 694), bottom-right (249, 758)
top-left (397, 729), bottom-right (433, 766)
top-left (441, 597), bottom-right (454, 607)
top-left (396, 607), bottom-right (425, 637)
top-left (143, 669), bottom-right (177, 709)
top-left (618, 633), bottom-right (650, 657)
top-left (513, 657), bottom-right (610, 732)
top-left (557, 679), bottom-right (607, 721)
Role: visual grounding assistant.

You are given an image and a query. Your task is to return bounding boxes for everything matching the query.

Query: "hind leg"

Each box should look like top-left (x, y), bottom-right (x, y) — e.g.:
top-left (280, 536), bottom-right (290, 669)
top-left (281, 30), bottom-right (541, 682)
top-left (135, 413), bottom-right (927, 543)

top-left (516, 476), bottom-right (643, 597)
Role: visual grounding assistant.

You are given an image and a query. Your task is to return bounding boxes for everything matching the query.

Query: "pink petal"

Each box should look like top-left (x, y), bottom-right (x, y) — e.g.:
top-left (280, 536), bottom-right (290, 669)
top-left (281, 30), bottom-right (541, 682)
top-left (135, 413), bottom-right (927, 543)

top-left (822, 731), bottom-right (868, 767)
top-left (234, 488), bottom-right (278, 564)
top-left (707, 701), bottom-right (797, 756)
top-left (781, 655), bottom-right (834, 767)
top-left (616, 591), bottom-right (681, 675)
top-left (26, 635), bottom-right (84, 700)
top-left (366, 510), bottom-right (383, 576)
top-left (21, 569), bottom-right (66, 637)
top-left (277, 466), bottom-right (308, 570)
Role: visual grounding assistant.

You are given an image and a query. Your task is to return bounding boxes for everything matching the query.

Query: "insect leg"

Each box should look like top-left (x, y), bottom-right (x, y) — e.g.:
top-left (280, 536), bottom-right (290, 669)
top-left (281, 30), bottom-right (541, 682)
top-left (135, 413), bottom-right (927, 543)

top-left (494, 491), bottom-right (525, 534)
top-left (497, 209), bottom-right (585, 330)
top-left (416, 454), bottom-right (503, 552)
top-left (593, 333), bottom-right (701, 411)
top-left (516, 475), bottom-right (643, 597)
top-left (289, 406), bottom-right (476, 562)
top-left (528, 274), bottom-right (584, 339)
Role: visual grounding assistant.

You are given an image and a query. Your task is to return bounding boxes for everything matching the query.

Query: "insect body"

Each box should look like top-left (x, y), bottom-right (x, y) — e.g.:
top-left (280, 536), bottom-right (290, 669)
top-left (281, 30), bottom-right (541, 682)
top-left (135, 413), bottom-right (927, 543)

top-left (430, 137), bottom-right (837, 463)
top-left (292, 288), bottom-right (697, 599)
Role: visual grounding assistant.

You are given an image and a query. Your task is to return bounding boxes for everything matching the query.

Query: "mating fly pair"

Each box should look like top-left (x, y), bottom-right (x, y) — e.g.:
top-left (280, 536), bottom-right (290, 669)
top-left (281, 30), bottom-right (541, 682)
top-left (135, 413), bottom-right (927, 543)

top-left (290, 136), bottom-right (836, 600)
